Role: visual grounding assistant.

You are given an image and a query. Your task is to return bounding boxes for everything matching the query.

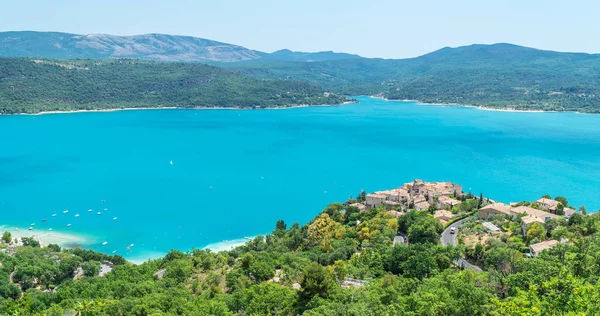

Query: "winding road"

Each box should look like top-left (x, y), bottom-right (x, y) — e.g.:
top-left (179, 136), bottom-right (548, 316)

top-left (441, 218), bottom-right (482, 272)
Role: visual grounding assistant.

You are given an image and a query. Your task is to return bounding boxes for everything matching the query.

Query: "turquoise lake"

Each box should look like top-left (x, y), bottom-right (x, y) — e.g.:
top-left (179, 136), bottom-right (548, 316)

top-left (1, 96), bottom-right (599, 261)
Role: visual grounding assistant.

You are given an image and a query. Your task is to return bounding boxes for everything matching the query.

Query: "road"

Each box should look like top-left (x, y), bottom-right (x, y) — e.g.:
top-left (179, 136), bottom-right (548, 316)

top-left (441, 218), bottom-right (482, 272)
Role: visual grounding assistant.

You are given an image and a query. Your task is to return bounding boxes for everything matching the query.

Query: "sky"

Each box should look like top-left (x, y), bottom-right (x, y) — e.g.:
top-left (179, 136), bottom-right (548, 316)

top-left (0, 0), bottom-right (597, 58)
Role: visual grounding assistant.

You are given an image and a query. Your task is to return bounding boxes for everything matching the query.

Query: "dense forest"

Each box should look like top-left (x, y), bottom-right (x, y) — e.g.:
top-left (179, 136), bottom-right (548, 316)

top-left (1, 192), bottom-right (599, 315)
top-left (229, 44), bottom-right (600, 113)
top-left (0, 58), bottom-right (350, 114)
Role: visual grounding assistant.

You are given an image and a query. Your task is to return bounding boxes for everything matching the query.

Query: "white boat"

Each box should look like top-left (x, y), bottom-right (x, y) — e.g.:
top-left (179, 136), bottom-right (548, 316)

top-left (75, 214), bottom-right (80, 217)
top-left (112, 250), bottom-right (117, 254)
top-left (88, 209), bottom-right (92, 212)
top-left (130, 243), bottom-right (134, 247)
top-left (52, 214), bottom-right (57, 217)
top-left (102, 241), bottom-right (108, 246)
top-left (104, 208), bottom-right (108, 211)
top-left (30, 223), bottom-right (35, 226)
top-left (170, 160), bottom-right (174, 165)
top-left (48, 228), bottom-right (52, 231)
top-left (113, 217), bottom-right (117, 220)
top-left (67, 224), bottom-right (71, 227)
top-left (63, 210), bottom-right (69, 213)
top-left (28, 227), bottom-right (32, 231)
top-left (97, 212), bottom-right (101, 215)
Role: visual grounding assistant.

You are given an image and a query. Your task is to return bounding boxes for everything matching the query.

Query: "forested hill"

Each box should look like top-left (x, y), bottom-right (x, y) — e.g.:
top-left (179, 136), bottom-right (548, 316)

top-left (230, 44), bottom-right (600, 112)
top-left (0, 191), bottom-right (599, 314)
top-left (0, 58), bottom-right (349, 114)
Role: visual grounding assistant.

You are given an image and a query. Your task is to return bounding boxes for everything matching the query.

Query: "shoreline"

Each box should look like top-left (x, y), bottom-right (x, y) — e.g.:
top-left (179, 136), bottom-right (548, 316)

top-left (0, 225), bottom-right (93, 248)
top-left (6, 100), bottom-right (358, 116)
top-left (369, 95), bottom-right (581, 114)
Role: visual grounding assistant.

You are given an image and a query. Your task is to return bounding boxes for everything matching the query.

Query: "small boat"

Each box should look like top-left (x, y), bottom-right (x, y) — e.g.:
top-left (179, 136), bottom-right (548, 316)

top-left (67, 224), bottom-right (71, 227)
top-left (113, 217), bottom-right (117, 220)
top-left (102, 241), bottom-right (108, 246)
top-left (170, 160), bottom-right (174, 165)
top-left (103, 208), bottom-right (108, 211)
top-left (42, 218), bottom-right (47, 222)
top-left (28, 227), bottom-right (32, 231)
top-left (30, 223), bottom-right (35, 226)
top-left (63, 210), bottom-right (69, 214)
top-left (112, 250), bottom-right (117, 254)
top-left (97, 212), bottom-right (101, 215)
top-left (15, 228), bottom-right (19, 231)
top-left (101, 199), bottom-right (105, 203)
top-left (88, 209), bottom-right (92, 212)
top-left (52, 214), bottom-right (57, 217)
top-left (75, 214), bottom-right (80, 217)
top-left (130, 243), bottom-right (134, 247)
top-left (48, 228), bottom-right (52, 231)
top-left (126, 246), bottom-right (131, 251)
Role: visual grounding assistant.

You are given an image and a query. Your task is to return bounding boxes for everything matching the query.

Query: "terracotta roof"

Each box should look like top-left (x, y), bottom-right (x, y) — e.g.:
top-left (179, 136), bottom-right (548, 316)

top-left (563, 208), bottom-right (576, 216)
top-left (521, 215), bottom-right (545, 225)
top-left (537, 198), bottom-right (559, 208)
top-left (434, 210), bottom-right (453, 220)
top-left (479, 203), bottom-right (511, 215)
top-left (530, 240), bottom-right (559, 254)
top-left (512, 206), bottom-right (559, 220)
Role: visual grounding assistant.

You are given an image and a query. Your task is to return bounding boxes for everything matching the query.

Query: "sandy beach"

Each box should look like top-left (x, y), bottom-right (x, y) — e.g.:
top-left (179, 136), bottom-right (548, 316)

top-left (0, 225), bottom-right (92, 248)
top-left (202, 236), bottom-right (254, 252)
top-left (370, 96), bottom-right (556, 113)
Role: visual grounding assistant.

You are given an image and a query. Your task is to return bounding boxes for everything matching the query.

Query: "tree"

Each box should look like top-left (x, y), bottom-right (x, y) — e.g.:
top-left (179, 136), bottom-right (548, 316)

top-left (1, 231), bottom-right (11, 244)
top-left (81, 261), bottom-right (100, 277)
top-left (569, 213), bottom-right (584, 226)
top-left (331, 260), bottom-right (347, 283)
top-left (478, 192), bottom-right (483, 209)
top-left (276, 219), bottom-right (286, 231)
top-left (21, 237), bottom-right (40, 247)
top-left (407, 216), bottom-right (443, 244)
top-left (542, 194), bottom-right (552, 199)
top-left (554, 196), bottom-right (568, 208)
top-left (47, 243), bottom-right (61, 252)
top-left (526, 223), bottom-right (545, 242)
top-left (556, 203), bottom-right (565, 216)
top-left (579, 205), bottom-right (587, 215)
top-left (298, 263), bottom-right (336, 308)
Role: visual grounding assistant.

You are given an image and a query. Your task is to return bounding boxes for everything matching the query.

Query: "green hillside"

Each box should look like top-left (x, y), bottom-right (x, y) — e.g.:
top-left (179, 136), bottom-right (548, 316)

top-left (230, 44), bottom-right (600, 112)
top-left (0, 192), bottom-right (599, 315)
top-left (0, 58), bottom-right (349, 114)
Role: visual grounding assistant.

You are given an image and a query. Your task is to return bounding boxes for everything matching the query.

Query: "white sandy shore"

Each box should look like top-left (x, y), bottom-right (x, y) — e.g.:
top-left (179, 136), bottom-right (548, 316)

top-left (370, 96), bottom-right (556, 113)
top-left (1, 225), bottom-right (92, 248)
top-left (202, 236), bottom-right (255, 252)
top-left (12, 100), bottom-right (359, 116)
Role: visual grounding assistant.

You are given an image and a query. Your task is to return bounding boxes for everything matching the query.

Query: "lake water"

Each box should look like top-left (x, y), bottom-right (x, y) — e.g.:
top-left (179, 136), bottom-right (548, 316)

top-left (1, 96), bottom-right (599, 261)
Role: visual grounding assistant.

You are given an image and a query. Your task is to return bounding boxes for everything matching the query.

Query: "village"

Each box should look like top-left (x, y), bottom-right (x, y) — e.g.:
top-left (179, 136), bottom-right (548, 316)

top-left (350, 179), bottom-right (582, 258)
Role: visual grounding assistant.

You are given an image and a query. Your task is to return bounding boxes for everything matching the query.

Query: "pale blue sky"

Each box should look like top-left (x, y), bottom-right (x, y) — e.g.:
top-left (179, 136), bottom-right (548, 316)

top-left (0, 0), bottom-right (596, 58)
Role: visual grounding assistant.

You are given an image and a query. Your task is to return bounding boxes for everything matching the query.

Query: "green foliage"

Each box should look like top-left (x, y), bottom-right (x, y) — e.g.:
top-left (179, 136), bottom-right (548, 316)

top-left (1, 194), bottom-right (600, 315)
top-left (1, 231), bottom-right (11, 244)
top-left (0, 58), bottom-right (350, 114)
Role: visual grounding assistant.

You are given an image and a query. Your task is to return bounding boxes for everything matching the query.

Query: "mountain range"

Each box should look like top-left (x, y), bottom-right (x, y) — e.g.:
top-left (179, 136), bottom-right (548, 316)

top-left (0, 31), bottom-right (358, 63)
top-left (1, 31), bottom-right (600, 112)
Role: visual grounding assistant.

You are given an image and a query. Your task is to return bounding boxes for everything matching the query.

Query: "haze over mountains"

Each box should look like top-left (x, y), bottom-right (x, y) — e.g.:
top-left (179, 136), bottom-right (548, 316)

top-left (1, 31), bottom-right (600, 113)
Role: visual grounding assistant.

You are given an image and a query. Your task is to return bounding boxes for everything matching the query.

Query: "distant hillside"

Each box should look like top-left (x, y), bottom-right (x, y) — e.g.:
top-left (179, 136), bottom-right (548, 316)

top-left (0, 31), bottom-right (266, 63)
top-left (230, 44), bottom-right (600, 112)
top-left (0, 58), bottom-right (349, 114)
top-left (0, 31), bottom-right (362, 63)
top-left (267, 49), bottom-right (361, 62)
